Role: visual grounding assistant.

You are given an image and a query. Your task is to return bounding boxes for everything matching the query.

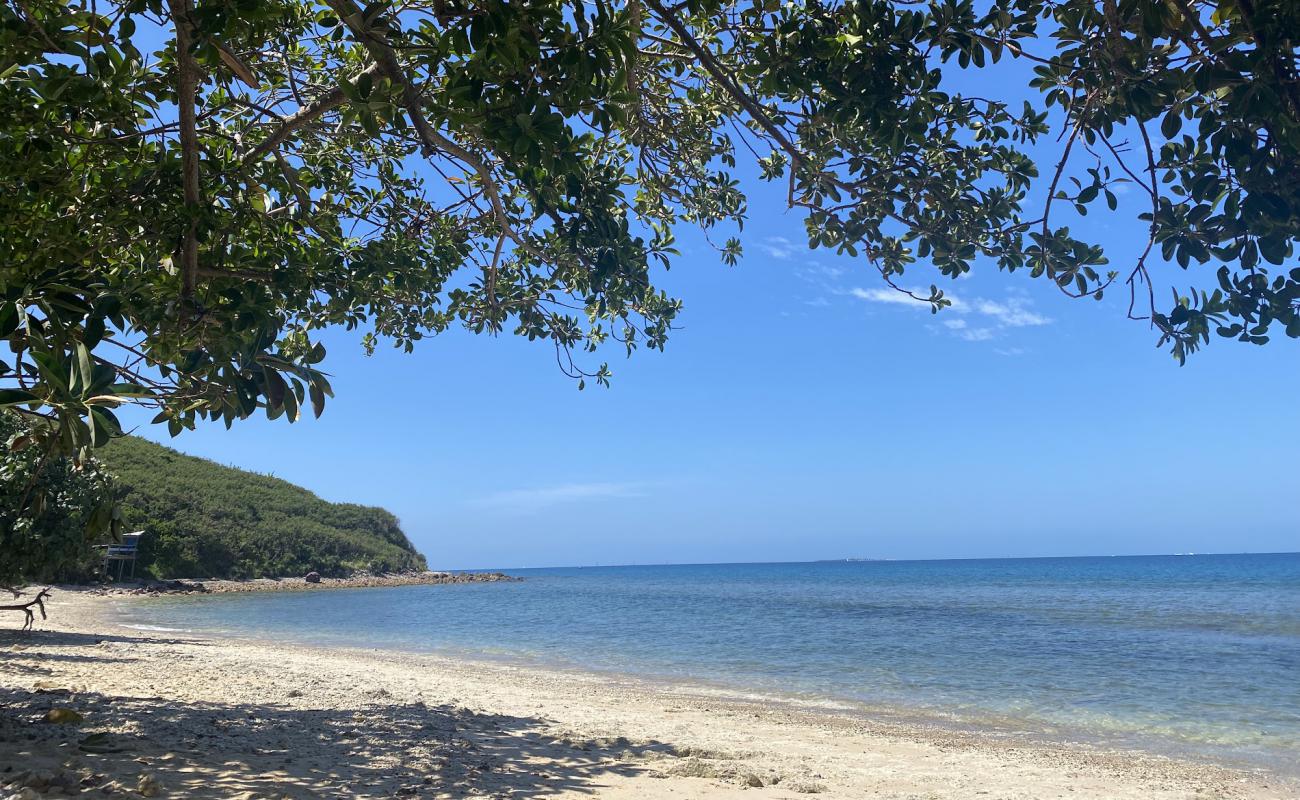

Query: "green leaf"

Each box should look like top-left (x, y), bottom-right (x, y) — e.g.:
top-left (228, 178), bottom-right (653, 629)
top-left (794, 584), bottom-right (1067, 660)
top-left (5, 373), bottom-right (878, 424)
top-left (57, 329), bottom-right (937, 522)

top-left (282, 382), bottom-right (299, 422)
top-left (110, 383), bottom-right (154, 398)
top-left (75, 343), bottom-right (93, 394)
top-left (1258, 236), bottom-right (1287, 265)
top-left (0, 388), bottom-right (39, 406)
top-left (309, 382), bottom-right (325, 418)
top-left (88, 407), bottom-right (122, 447)
top-left (265, 366), bottom-right (288, 407)
top-left (83, 315), bottom-right (106, 349)
top-left (1160, 111), bottom-right (1182, 139)
top-left (0, 303), bottom-right (17, 337)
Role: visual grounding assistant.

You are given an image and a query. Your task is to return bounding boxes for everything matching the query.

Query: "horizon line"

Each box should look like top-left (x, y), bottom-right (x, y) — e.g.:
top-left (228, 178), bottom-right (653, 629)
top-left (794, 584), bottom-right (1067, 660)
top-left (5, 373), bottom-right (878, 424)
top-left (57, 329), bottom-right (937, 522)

top-left (445, 550), bottom-right (1300, 573)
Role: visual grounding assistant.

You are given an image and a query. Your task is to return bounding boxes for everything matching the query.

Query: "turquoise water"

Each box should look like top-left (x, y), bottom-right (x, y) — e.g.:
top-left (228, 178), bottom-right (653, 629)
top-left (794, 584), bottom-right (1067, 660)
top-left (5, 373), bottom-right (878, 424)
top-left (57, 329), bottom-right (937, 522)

top-left (119, 553), bottom-right (1300, 771)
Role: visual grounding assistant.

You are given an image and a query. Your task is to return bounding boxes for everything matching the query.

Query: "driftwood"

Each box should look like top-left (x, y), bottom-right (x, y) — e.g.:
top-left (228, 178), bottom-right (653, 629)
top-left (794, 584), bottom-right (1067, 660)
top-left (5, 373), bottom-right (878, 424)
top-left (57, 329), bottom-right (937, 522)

top-left (0, 587), bottom-right (51, 631)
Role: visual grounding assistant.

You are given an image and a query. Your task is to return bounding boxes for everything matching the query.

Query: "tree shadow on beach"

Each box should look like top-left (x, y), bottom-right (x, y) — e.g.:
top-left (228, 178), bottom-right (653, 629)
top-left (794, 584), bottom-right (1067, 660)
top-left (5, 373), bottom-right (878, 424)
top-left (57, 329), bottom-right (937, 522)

top-left (0, 648), bottom-right (680, 799)
top-left (1, 630), bottom-right (204, 678)
top-left (0, 629), bottom-right (203, 648)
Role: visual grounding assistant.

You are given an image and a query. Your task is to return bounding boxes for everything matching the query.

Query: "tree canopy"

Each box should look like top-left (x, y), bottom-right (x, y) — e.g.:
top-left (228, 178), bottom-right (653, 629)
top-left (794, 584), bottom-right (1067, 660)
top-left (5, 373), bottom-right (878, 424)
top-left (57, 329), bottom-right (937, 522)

top-left (1, 412), bottom-right (118, 590)
top-left (2, 0), bottom-right (1298, 463)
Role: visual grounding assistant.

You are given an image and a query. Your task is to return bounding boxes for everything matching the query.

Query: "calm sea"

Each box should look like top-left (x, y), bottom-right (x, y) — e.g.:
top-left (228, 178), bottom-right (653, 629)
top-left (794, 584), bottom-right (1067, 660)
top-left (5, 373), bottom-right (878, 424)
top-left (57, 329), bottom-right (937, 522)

top-left (118, 553), bottom-right (1300, 772)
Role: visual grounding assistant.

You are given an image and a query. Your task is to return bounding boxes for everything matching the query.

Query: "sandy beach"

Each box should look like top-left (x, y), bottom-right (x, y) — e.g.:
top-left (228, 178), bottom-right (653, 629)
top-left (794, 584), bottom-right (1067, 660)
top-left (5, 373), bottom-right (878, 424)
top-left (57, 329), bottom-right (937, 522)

top-left (2, 588), bottom-right (1295, 800)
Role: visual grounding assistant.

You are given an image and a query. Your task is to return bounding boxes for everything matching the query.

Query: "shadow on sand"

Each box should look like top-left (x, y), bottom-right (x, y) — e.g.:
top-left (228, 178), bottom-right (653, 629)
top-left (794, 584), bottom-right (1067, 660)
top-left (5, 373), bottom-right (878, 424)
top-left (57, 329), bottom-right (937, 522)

top-left (1, 630), bottom-right (678, 798)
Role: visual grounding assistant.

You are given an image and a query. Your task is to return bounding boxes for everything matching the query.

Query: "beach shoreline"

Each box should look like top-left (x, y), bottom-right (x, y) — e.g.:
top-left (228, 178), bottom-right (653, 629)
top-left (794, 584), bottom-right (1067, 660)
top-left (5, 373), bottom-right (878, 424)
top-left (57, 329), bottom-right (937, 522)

top-left (79, 570), bottom-right (519, 596)
top-left (2, 589), bottom-right (1296, 799)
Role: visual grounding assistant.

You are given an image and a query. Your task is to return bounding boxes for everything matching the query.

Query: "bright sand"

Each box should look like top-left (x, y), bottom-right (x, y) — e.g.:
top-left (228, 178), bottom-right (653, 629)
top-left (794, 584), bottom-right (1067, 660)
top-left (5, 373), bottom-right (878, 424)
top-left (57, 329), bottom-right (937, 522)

top-left (2, 589), bottom-right (1295, 799)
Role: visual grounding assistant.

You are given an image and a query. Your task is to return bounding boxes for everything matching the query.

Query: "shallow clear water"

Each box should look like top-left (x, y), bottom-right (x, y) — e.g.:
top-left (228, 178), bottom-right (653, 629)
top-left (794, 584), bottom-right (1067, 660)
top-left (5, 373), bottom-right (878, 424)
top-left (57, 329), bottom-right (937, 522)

top-left (119, 553), bottom-right (1300, 771)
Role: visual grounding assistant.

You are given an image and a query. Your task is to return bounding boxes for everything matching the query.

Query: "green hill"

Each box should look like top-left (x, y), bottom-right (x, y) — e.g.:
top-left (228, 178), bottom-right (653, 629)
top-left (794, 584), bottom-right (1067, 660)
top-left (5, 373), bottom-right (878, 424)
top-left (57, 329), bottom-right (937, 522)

top-left (99, 437), bottom-right (428, 579)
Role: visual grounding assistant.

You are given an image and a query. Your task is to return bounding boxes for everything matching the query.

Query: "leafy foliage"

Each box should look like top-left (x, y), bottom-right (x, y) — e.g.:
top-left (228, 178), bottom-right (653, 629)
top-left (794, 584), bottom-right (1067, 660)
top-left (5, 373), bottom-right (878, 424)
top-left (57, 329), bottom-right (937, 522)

top-left (1, 0), bottom-right (1297, 464)
top-left (97, 435), bottom-right (428, 578)
top-left (1, 412), bottom-right (118, 588)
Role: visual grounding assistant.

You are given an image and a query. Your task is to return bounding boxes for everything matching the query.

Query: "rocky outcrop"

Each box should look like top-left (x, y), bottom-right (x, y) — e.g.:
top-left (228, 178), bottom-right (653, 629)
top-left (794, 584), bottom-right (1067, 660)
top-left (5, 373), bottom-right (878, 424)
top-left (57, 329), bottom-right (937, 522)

top-left (92, 571), bottom-right (519, 596)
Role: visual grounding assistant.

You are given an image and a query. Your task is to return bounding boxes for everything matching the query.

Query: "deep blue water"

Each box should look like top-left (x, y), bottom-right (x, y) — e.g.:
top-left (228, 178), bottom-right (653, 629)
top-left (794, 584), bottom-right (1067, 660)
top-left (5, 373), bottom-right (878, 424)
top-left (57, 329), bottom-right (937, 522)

top-left (119, 553), bottom-right (1300, 770)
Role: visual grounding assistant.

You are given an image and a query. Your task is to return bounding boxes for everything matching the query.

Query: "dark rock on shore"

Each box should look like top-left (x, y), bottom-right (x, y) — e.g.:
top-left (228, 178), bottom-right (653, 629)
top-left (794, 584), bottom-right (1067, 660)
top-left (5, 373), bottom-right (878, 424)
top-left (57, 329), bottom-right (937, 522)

top-left (110, 579), bottom-right (209, 595)
top-left (90, 571), bottom-right (520, 596)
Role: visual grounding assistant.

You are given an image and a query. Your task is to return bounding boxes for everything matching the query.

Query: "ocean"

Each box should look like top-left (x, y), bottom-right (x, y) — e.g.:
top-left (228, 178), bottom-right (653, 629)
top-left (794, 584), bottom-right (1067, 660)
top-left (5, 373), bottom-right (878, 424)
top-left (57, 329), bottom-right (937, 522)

top-left (117, 553), bottom-right (1300, 772)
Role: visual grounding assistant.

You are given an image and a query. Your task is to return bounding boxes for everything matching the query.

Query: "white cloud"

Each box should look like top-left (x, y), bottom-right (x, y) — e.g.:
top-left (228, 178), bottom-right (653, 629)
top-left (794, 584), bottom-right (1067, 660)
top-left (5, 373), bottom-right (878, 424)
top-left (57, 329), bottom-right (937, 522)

top-left (793, 262), bottom-right (845, 286)
top-left (473, 482), bottom-right (646, 512)
top-left (849, 286), bottom-right (972, 312)
top-left (760, 236), bottom-right (798, 260)
top-left (850, 287), bottom-right (932, 306)
top-left (850, 285), bottom-right (1051, 343)
top-left (972, 299), bottom-right (1050, 328)
top-left (957, 327), bottom-right (997, 342)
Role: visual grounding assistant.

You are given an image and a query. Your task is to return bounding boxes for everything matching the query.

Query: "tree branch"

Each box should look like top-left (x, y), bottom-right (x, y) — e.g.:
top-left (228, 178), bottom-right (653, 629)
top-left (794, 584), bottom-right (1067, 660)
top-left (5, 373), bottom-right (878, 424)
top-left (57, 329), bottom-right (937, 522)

top-left (195, 266), bottom-right (275, 282)
top-left (0, 587), bottom-right (52, 632)
top-left (325, 0), bottom-right (546, 263)
top-left (239, 64), bottom-right (383, 167)
top-left (167, 0), bottom-right (203, 301)
top-left (643, 0), bottom-right (804, 169)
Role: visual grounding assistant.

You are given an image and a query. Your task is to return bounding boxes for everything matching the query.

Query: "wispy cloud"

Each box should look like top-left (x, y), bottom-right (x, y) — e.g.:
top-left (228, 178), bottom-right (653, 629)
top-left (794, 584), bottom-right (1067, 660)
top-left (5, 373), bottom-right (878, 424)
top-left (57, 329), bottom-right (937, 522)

top-left (970, 299), bottom-right (1050, 328)
top-left (956, 327), bottom-right (997, 342)
top-left (944, 318), bottom-right (995, 341)
top-left (472, 482), bottom-right (646, 513)
top-left (768, 239), bottom-right (1049, 345)
top-left (760, 236), bottom-right (799, 260)
top-left (849, 285), bottom-right (1051, 343)
top-left (849, 287), bottom-right (932, 306)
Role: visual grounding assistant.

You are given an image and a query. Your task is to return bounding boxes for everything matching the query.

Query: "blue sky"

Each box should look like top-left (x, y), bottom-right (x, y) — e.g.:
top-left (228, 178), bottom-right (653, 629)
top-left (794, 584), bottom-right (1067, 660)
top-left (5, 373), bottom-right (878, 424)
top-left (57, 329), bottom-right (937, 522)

top-left (117, 157), bottom-right (1300, 568)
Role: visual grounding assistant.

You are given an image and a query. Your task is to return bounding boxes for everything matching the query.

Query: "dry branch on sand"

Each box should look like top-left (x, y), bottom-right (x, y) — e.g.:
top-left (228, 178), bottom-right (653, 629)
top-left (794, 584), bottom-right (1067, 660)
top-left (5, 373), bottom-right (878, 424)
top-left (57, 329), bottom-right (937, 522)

top-left (0, 587), bottom-right (51, 631)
